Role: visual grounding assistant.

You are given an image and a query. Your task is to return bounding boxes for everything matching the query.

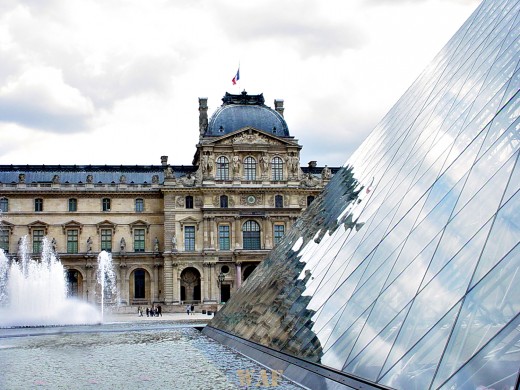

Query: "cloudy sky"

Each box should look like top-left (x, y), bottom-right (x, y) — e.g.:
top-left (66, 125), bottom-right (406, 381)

top-left (0, 0), bottom-right (480, 167)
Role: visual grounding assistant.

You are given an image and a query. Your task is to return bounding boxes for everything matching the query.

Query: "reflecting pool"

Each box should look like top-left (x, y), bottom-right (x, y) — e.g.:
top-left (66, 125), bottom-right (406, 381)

top-left (0, 321), bottom-right (302, 390)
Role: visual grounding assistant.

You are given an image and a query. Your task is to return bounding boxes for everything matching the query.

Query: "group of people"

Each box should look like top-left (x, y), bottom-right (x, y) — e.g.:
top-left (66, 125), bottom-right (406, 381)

top-left (137, 305), bottom-right (162, 317)
top-left (186, 304), bottom-right (195, 315)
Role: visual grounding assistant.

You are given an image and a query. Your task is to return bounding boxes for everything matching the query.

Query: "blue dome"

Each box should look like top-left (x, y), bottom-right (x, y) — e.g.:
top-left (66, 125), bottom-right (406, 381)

top-left (205, 92), bottom-right (289, 137)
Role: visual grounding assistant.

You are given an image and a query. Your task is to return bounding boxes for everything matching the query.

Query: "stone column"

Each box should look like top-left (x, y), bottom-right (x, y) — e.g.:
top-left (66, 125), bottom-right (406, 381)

top-left (163, 258), bottom-right (173, 304)
top-left (235, 262), bottom-right (242, 289)
top-left (234, 216), bottom-right (241, 249)
top-left (153, 264), bottom-right (160, 303)
top-left (172, 262), bottom-right (180, 303)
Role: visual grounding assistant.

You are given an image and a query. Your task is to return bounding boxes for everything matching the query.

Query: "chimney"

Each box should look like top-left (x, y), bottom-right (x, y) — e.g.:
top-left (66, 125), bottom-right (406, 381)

top-left (274, 99), bottom-right (284, 117)
top-left (161, 156), bottom-right (168, 166)
top-left (199, 97), bottom-right (208, 136)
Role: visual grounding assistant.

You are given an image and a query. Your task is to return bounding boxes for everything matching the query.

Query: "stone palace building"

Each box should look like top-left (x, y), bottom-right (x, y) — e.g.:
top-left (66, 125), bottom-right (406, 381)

top-left (0, 91), bottom-right (336, 312)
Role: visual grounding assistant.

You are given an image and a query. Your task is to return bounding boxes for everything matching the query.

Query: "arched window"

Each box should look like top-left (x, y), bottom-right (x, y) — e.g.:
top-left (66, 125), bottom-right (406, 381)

top-left (185, 195), bottom-right (194, 209)
top-left (271, 157), bottom-right (283, 181)
top-left (275, 195), bottom-right (284, 208)
top-left (244, 156), bottom-right (257, 181)
top-left (0, 198), bottom-right (8, 212)
top-left (216, 156), bottom-right (229, 180)
top-left (242, 220), bottom-right (260, 250)
top-left (134, 269), bottom-right (146, 299)
top-left (220, 195), bottom-right (228, 208)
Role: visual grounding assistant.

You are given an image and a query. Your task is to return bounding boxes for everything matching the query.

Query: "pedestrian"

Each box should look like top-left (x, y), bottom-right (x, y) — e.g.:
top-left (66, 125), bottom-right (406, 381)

top-left (158, 305), bottom-right (162, 317)
top-left (146, 307), bottom-right (149, 317)
top-left (190, 304), bottom-right (194, 315)
top-left (186, 304), bottom-right (190, 315)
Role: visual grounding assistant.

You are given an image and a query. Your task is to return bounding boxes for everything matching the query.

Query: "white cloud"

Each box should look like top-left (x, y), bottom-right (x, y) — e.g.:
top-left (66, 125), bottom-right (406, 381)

top-left (0, 0), bottom-right (480, 166)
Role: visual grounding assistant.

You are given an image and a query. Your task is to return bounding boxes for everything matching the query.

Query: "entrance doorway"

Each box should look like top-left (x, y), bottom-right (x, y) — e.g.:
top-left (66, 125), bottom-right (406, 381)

top-left (220, 284), bottom-right (231, 303)
top-left (180, 267), bottom-right (201, 302)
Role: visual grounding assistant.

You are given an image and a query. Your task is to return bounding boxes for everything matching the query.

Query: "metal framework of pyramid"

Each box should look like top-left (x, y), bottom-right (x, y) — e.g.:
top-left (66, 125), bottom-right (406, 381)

top-left (206, 0), bottom-right (520, 388)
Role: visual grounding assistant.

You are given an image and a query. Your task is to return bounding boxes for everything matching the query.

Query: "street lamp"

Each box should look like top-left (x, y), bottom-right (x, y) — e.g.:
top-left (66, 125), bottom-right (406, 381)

top-left (217, 272), bottom-right (225, 305)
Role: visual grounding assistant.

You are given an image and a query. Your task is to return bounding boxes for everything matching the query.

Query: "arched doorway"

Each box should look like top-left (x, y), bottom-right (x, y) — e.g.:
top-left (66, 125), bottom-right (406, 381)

top-left (242, 264), bottom-right (257, 281)
top-left (130, 268), bottom-right (150, 305)
top-left (66, 269), bottom-right (82, 297)
top-left (180, 267), bottom-right (201, 303)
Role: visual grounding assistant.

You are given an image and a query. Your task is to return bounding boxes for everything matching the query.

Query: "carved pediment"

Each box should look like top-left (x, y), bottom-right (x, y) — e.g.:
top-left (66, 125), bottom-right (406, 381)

top-left (208, 127), bottom-right (293, 147)
top-left (61, 220), bottom-right (84, 233)
top-left (96, 220), bottom-right (117, 233)
top-left (129, 219), bottom-right (150, 232)
top-left (28, 220), bottom-right (49, 235)
top-left (0, 220), bottom-right (14, 233)
top-left (179, 216), bottom-right (200, 231)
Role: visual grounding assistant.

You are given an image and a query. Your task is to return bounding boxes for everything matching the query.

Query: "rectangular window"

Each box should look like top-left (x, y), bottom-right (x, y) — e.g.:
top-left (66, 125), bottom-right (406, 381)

top-left (0, 198), bottom-right (8, 212)
top-left (102, 198), bottom-right (111, 212)
top-left (274, 224), bottom-right (285, 245)
top-left (219, 225), bottom-right (230, 250)
top-left (135, 198), bottom-right (144, 212)
top-left (134, 228), bottom-right (145, 252)
top-left (68, 198), bottom-right (77, 212)
top-left (33, 229), bottom-right (44, 253)
top-left (0, 229), bottom-right (9, 253)
top-left (35, 198), bottom-right (43, 212)
top-left (184, 226), bottom-right (195, 251)
top-left (185, 196), bottom-right (194, 209)
top-left (101, 229), bottom-right (112, 252)
top-left (67, 230), bottom-right (79, 254)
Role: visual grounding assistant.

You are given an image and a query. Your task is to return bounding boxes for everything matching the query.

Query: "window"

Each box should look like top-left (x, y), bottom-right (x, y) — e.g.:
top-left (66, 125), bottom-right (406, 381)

top-left (219, 225), bottom-right (230, 250)
top-left (271, 157), bottom-right (284, 181)
top-left (33, 229), bottom-right (44, 253)
top-left (220, 195), bottom-right (228, 208)
top-left (0, 229), bottom-right (9, 253)
top-left (135, 198), bottom-right (144, 212)
top-left (101, 229), bottom-right (112, 252)
top-left (274, 224), bottom-right (285, 245)
top-left (275, 195), bottom-right (284, 208)
top-left (243, 220), bottom-right (260, 250)
top-left (134, 228), bottom-right (145, 252)
top-left (34, 198), bottom-right (43, 212)
top-left (307, 196), bottom-right (315, 206)
top-left (68, 198), bottom-right (77, 212)
top-left (216, 156), bottom-right (229, 180)
top-left (244, 156), bottom-right (257, 180)
top-left (185, 195), bottom-right (194, 209)
top-left (102, 198), bottom-right (111, 212)
top-left (0, 198), bottom-right (8, 212)
top-left (67, 229), bottom-right (79, 254)
top-left (184, 226), bottom-right (195, 251)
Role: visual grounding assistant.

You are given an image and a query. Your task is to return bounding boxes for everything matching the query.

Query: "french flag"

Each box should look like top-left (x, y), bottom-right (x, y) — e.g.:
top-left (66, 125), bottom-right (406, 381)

top-left (232, 68), bottom-right (240, 85)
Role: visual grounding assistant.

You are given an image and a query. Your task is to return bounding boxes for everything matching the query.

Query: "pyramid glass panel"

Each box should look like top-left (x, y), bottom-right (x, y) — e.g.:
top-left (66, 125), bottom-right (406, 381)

top-left (206, 0), bottom-right (520, 388)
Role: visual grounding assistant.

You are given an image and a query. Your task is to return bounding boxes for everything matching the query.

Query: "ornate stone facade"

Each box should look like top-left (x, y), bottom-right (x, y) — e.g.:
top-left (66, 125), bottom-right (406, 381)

top-left (0, 92), bottom-right (336, 313)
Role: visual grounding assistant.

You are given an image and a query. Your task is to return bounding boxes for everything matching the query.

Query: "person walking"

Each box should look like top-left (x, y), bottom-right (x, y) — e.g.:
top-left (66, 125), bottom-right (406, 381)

top-left (186, 304), bottom-right (190, 316)
top-left (190, 304), bottom-right (194, 315)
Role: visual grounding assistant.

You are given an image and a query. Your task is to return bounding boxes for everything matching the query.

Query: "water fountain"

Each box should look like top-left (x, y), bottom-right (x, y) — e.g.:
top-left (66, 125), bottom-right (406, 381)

top-left (0, 236), bottom-right (102, 327)
top-left (96, 250), bottom-right (117, 321)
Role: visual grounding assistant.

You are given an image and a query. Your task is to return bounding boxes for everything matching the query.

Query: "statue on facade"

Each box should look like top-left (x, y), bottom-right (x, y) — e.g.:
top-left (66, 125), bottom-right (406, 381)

top-left (18, 173), bottom-right (25, 184)
top-left (119, 175), bottom-right (127, 184)
top-left (86, 237), bottom-right (93, 254)
top-left (260, 153), bottom-right (269, 175)
top-left (164, 166), bottom-right (174, 179)
top-left (232, 155), bottom-right (241, 176)
top-left (171, 235), bottom-right (177, 251)
top-left (321, 165), bottom-right (331, 180)
top-left (152, 174), bottom-right (159, 184)
top-left (153, 237), bottom-right (160, 253)
top-left (86, 174), bottom-right (93, 183)
top-left (120, 237), bottom-right (126, 254)
top-left (202, 152), bottom-right (214, 175)
top-left (51, 238), bottom-right (57, 253)
top-left (52, 175), bottom-right (60, 184)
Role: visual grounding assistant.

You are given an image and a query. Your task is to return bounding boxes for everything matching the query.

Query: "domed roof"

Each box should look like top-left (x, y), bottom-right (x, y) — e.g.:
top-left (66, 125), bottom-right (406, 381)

top-left (205, 91), bottom-right (290, 137)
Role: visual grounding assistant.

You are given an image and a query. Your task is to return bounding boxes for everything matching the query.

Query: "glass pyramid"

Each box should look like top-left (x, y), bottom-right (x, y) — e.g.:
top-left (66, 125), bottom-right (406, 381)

top-left (208, 0), bottom-right (520, 388)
